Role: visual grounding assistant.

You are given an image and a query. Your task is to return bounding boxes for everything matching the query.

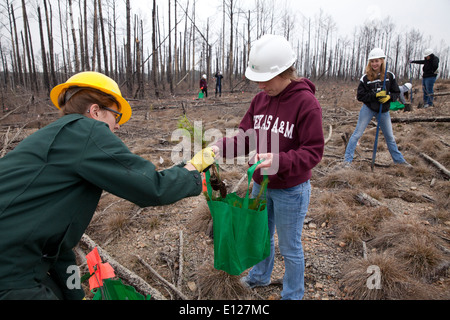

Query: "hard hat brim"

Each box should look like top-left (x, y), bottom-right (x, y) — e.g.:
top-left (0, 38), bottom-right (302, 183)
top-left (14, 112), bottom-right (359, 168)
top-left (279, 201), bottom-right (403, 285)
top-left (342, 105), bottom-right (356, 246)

top-left (245, 65), bottom-right (291, 83)
top-left (50, 82), bottom-right (132, 126)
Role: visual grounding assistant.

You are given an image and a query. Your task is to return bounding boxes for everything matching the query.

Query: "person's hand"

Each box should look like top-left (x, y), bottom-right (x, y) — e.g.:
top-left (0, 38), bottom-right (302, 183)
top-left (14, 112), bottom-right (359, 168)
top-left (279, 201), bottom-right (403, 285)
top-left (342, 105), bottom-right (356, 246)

top-left (376, 91), bottom-right (387, 98)
top-left (377, 95), bottom-right (391, 104)
top-left (211, 145), bottom-right (220, 157)
top-left (188, 147), bottom-right (216, 172)
top-left (254, 153), bottom-right (273, 170)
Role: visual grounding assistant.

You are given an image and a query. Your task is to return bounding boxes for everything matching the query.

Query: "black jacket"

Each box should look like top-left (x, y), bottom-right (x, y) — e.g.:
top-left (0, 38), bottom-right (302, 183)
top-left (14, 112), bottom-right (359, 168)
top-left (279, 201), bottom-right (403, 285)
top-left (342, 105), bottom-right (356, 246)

top-left (357, 71), bottom-right (400, 113)
top-left (411, 54), bottom-right (439, 78)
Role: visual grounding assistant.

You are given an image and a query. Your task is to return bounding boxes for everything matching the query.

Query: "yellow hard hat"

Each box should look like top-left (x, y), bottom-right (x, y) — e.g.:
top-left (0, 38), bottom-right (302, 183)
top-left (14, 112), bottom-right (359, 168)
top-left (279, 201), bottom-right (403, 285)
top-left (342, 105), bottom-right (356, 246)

top-left (50, 71), bottom-right (132, 125)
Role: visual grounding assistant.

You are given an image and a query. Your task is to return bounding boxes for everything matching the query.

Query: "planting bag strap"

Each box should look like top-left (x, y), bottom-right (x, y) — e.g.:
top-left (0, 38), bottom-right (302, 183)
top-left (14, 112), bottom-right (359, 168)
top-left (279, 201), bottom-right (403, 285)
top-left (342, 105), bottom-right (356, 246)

top-left (205, 163), bottom-right (217, 200)
top-left (242, 160), bottom-right (265, 209)
top-left (205, 159), bottom-right (266, 208)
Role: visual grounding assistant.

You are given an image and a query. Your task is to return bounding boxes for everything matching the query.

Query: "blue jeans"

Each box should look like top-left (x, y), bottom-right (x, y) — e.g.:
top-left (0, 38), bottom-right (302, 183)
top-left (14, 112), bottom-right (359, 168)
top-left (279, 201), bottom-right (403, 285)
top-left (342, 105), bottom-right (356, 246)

top-left (247, 180), bottom-right (311, 300)
top-left (345, 105), bottom-right (406, 164)
top-left (423, 76), bottom-right (437, 106)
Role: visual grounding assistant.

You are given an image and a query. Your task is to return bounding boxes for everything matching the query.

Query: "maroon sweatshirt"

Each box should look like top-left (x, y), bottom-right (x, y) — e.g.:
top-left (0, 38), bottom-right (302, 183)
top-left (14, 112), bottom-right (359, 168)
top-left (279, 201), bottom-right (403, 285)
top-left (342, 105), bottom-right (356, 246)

top-left (216, 78), bottom-right (324, 189)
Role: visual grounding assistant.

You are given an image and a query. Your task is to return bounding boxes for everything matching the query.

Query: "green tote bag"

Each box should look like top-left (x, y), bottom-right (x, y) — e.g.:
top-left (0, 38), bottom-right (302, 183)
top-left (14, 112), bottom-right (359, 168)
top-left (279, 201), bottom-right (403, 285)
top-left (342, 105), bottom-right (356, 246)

top-left (205, 161), bottom-right (270, 275)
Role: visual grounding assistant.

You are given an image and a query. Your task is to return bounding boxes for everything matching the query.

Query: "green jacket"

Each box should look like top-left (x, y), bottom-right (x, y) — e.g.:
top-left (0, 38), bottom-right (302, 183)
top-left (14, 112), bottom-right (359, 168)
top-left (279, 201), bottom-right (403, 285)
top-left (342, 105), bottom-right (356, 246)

top-left (0, 114), bottom-right (202, 299)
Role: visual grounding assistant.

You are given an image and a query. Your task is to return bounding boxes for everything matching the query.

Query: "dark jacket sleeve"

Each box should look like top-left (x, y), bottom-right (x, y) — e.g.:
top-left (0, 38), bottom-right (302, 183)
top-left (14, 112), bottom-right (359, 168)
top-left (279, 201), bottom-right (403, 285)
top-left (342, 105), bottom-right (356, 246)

top-left (77, 122), bottom-right (202, 207)
top-left (356, 77), bottom-right (377, 106)
top-left (387, 72), bottom-right (400, 102)
top-left (432, 56), bottom-right (440, 73)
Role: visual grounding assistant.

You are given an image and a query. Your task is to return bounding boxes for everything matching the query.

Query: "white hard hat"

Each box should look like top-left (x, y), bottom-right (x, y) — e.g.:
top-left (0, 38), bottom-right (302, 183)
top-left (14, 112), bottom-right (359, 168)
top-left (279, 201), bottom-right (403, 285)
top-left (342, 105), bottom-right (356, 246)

top-left (368, 48), bottom-right (386, 60)
top-left (202, 74), bottom-right (207, 79)
top-left (404, 83), bottom-right (412, 90)
top-left (424, 48), bottom-right (433, 57)
top-left (245, 34), bottom-right (296, 82)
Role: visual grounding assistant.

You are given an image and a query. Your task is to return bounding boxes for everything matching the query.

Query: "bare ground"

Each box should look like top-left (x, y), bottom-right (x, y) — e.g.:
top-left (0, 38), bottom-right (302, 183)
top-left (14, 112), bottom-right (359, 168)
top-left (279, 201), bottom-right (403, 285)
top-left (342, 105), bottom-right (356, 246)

top-left (1, 79), bottom-right (449, 300)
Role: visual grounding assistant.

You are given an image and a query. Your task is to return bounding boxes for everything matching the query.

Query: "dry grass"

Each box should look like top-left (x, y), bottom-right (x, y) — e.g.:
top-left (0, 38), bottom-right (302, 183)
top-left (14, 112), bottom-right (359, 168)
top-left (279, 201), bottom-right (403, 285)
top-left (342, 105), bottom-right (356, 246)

top-left (369, 216), bottom-right (435, 250)
top-left (393, 234), bottom-right (446, 279)
top-left (195, 263), bottom-right (251, 300)
top-left (421, 138), bottom-right (444, 158)
top-left (433, 180), bottom-right (450, 211)
top-left (188, 200), bottom-right (212, 235)
top-left (341, 253), bottom-right (436, 300)
top-left (337, 207), bottom-right (391, 245)
top-left (311, 191), bottom-right (351, 225)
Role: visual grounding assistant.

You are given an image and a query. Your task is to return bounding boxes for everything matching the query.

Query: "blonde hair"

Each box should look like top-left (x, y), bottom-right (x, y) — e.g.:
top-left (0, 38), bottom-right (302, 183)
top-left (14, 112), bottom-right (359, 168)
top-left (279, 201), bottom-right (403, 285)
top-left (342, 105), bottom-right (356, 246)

top-left (58, 88), bottom-right (118, 117)
top-left (278, 65), bottom-right (302, 82)
top-left (366, 58), bottom-right (386, 82)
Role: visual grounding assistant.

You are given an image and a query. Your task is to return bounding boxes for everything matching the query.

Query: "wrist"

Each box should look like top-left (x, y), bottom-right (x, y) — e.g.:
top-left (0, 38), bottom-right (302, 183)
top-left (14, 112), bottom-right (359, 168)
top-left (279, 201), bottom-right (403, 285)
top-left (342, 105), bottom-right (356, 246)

top-left (184, 163), bottom-right (197, 171)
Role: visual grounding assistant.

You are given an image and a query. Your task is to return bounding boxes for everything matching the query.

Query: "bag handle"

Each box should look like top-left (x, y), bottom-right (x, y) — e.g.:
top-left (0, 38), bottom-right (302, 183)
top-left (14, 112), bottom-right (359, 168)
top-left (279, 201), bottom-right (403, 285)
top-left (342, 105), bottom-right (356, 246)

top-left (205, 159), bottom-right (267, 210)
top-left (243, 159), bottom-right (265, 209)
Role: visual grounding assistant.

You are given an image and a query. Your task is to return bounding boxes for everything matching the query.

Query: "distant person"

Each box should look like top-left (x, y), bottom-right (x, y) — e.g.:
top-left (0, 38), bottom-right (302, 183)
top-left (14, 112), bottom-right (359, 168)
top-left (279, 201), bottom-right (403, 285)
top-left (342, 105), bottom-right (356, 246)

top-left (214, 71), bottom-right (224, 97)
top-left (411, 49), bottom-right (439, 108)
top-left (344, 48), bottom-right (411, 167)
top-left (399, 82), bottom-right (412, 105)
top-left (200, 74), bottom-right (208, 98)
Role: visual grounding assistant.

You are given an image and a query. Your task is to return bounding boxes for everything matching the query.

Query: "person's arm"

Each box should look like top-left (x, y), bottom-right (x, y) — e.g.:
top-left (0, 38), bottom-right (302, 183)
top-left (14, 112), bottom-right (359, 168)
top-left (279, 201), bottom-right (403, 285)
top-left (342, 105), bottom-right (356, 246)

top-left (432, 56), bottom-right (440, 72)
top-left (356, 77), bottom-right (376, 105)
top-left (77, 122), bottom-right (203, 207)
top-left (388, 73), bottom-right (400, 102)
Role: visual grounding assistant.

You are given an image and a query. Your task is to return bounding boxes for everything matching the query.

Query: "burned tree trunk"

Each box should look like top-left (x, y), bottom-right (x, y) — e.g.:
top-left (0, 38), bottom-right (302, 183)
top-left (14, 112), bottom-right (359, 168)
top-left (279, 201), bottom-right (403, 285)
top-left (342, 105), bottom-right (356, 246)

top-left (37, 6), bottom-right (50, 94)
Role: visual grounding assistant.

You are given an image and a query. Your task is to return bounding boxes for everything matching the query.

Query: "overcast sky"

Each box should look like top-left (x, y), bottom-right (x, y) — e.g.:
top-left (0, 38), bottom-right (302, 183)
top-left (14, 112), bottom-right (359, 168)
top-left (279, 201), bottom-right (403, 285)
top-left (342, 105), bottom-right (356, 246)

top-left (134, 0), bottom-right (450, 51)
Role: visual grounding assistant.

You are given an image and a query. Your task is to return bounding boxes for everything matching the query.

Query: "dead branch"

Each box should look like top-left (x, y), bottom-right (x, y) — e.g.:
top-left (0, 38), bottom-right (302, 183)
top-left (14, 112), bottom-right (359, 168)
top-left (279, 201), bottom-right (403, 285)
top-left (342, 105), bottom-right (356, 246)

top-left (177, 230), bottom-right (184, 289)
top-left (430, 92), bottom-right (450, 97)
top-left (1, 117), bottom-right (38, 158)
top-left (135, 254), bottom-right (189, 300)
top-left (0, 105), bottom-right (24, 122)
top-left (420, 153), bottom-right (450, 179)
top-left (355, 192), bottom-right (383, 207)
top-left (325, 124), bottom-right (332, 144)
top-left (1, 126), bottom-right (11, 158)
top-left (231, 172), bottom-right (247, 194)
top-left (0, 95), bottom-right (35, 122)
top-left (391, 116), bottom-right (450, 123)
top-left (354, 192), bottom-right (395, 215)
top-left (79, 234), bottom-right (167, 300)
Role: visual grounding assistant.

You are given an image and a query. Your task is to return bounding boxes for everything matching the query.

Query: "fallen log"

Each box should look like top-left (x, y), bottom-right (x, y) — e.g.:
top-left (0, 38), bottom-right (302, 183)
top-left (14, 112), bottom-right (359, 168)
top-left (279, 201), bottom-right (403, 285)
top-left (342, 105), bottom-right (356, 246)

top-left (420, 153), bottom-right (450, 179)
top-left (430, 91), bottom-right (450, 97)
top-left (355, 192), bottom-right (383, 207)
top-left (391, 116), bottom-right (450, 123)
top-left (354, 192), bottom-right (395, 215)
top-left (79, 234), bottom-right (167, 300)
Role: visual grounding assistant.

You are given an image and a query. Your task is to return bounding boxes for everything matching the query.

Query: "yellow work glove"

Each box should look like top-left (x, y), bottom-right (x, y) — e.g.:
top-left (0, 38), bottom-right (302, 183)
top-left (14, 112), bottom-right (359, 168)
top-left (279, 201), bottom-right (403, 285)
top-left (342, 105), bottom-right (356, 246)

top-left (376, 91), bottom-right (390, 104)
top-left (376, 90), bottom-right (387, 98)
top-left (377, 95), bottom-right (391, 104)
top-left (188, 147), bottom-right (216, 172)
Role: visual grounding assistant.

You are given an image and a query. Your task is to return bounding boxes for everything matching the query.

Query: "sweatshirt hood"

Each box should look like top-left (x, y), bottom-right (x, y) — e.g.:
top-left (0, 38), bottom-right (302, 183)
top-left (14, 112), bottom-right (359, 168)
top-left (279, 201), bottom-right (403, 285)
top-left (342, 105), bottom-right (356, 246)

top-left (278, 78), bottom-right (316, 101)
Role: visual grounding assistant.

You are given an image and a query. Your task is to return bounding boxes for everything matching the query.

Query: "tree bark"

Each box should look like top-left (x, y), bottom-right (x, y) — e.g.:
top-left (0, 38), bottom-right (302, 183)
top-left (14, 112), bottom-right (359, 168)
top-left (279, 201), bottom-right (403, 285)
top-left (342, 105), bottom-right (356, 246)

top-left (37, 7), bottom-right (50, 94)
top-left (68, 0), bottom-right (80, 73)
